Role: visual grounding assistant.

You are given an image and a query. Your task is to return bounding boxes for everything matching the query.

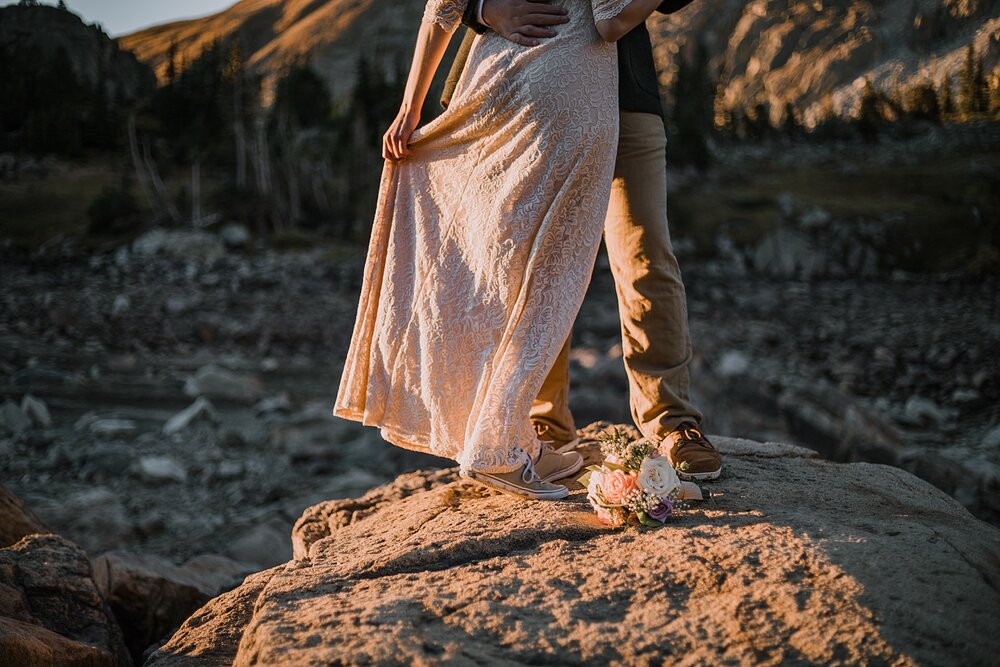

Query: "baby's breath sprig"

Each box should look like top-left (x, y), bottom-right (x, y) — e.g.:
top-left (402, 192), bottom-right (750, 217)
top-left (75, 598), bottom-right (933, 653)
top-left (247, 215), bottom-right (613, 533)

top-left (596, 427), bottom-right (633, 457)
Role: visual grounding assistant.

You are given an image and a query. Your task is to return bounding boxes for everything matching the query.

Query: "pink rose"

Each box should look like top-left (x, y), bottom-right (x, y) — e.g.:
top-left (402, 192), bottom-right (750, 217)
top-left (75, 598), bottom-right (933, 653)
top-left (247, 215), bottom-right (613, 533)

top-left (600, 469), bottom-right (638, 505)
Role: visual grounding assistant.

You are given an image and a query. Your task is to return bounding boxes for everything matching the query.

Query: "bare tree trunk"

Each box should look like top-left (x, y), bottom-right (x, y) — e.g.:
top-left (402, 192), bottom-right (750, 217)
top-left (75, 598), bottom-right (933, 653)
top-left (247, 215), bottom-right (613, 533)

top-left (141, 138), bottom-right (181, 224)
top-left (287, 134), bottom-right (301, 226)
top-left (253, 115), bottom-right (271, 196)
top-left (191, 158), bottom-right (202, 225)
top-left (126, 114), bottom-right (157, 215)
top-left (233, 76), bottom-right (247, 189)
top-left (311, 166), bottom-right (329, 210)
top-left (234, 120), bottom-right (247, 189)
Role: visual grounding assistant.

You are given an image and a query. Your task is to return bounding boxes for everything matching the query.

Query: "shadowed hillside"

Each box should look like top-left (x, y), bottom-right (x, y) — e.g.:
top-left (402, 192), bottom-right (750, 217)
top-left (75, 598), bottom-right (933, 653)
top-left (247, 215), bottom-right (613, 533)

top-left (119, 0), bottom-right (421, 104)
top-left (119, 0), bottom-right (1000, 121)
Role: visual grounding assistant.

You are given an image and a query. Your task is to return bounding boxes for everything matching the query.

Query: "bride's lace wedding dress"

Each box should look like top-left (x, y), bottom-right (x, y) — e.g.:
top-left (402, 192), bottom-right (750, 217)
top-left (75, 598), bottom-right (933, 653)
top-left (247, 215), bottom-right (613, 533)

top-left (335, 0), bottom-right (636, 473)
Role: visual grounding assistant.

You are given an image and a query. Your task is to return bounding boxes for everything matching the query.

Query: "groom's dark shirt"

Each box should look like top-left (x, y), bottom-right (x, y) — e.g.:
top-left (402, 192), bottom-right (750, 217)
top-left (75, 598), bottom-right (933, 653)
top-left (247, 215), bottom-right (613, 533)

top-left (442, 0), bottom-right (696, 117)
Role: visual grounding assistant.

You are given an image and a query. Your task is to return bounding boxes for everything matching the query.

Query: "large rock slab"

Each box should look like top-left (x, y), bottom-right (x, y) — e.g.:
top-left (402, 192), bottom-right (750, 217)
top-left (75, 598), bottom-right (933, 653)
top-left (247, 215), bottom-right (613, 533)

top-left (92, 551), bottom-right (219, 664)
top-left (0, 485), bottom-right (49, 548)
top-left (145, 435), bottom-right (1000, 666)
top-left (0, 533), bottom-right (131, 667)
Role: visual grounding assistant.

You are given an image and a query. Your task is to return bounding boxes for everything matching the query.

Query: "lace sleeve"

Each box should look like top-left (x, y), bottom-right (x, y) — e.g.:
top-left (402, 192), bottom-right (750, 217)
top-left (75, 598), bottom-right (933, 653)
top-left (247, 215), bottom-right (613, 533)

top-left (422, 0), bottom-right (465, 31)
top-left (591, 0), bottom-right (634, 22)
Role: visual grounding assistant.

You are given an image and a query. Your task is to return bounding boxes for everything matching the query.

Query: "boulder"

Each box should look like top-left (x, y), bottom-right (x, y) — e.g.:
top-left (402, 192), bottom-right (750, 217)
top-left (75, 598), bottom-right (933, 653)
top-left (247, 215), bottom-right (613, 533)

top-left (19, 394), bottom-right (52, 429)
top-left (183, 364), bottom-right (263, 404)
top-left (136, 457), bottom-right (187, 485)
top-left (217, 223), bottom-right (250, 249)
top-left (0, 399), bottom-right (31, 435)
top-left (90, 419), bottom-right (138, 439)
top-left (146, 434), bottom-right (1000, 666)
top-left (223, 522), bottom-right (292, 570)
top-left (0, 533), bottom-right (131, 667)
top-left (162, 397), bottom-right (219, 435)
top-left (92, 551), bottom-right (218, 664)
top-left (177, 554), bottom-right (256, 596)
top-left (131, 230), bottom-right (223, 259)
top-left (29, 487), bottom-right (130, 555)
top-left (0, 486), bottom-right (49, 548)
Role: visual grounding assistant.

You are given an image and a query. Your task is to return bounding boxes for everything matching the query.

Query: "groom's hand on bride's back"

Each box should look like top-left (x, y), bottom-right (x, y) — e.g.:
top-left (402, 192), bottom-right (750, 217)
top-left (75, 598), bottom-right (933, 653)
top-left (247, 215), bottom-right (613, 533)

top-left (482, 0), bottom-right (569, 47)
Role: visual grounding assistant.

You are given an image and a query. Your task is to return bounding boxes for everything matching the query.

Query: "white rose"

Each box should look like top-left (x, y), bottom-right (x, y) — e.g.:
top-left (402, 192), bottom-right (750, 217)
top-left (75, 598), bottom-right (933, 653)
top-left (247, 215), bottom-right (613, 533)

top-left (636, 456), bottom-right (681, 499)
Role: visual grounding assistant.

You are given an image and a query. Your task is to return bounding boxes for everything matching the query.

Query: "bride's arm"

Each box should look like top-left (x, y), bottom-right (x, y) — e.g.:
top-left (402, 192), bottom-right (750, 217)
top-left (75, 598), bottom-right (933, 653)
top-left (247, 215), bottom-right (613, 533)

top-left (383, 18), bottom-right (457, 161)
top-left (594, 0), bottom-right (664, 42)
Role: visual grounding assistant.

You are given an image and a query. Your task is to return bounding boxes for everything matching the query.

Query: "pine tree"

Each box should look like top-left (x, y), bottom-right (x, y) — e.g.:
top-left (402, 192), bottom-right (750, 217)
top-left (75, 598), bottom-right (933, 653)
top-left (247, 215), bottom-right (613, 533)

top-left (958, 42), bottom-right (987, 116)
top-left (989, 71), bottom-right (1000, 116)
top-left (781, 101), bottom-right (800, 137)
top-left (939, 77), bottom-right (955, 116)
top-left (856, 78), bottom-right (885, 139)
top-left (666, 39), bottom-right (712, 168)
top-left (903, 80), bottom-right (940, 121)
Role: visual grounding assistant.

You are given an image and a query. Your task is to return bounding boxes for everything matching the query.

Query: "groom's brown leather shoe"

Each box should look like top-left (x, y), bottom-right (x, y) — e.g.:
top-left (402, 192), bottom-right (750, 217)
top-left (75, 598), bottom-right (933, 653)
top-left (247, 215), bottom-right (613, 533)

top-left (662, 422), bottom-right (722, 481)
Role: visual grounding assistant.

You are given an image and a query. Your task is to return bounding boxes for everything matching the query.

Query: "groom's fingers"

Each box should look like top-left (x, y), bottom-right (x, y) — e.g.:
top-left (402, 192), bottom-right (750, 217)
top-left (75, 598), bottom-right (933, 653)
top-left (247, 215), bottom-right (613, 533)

top-left (518, 25), bottom-right (558, 38)
top-left (508, 32), bottom-right (541, 47)
top-left (509, 32), bottom-right (541, 47)
top-left (521, 10), bottom-right (570, 25)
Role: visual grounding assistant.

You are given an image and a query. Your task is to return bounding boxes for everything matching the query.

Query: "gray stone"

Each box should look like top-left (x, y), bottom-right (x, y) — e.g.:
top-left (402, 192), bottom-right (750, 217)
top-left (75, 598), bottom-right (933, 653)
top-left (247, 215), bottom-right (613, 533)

top-left (19, 394), bottom-right (52, 429)
top-left (111, 294), bottom-right (130, 317)
top-left (28, 487), bottom-right (130, 555)
top-left (85, 443), bottom-right (133, 478)
top-left (179, 553), bottom-right (256, 595)
top-left (183, 364), bottom-right (264, 403)
top-left (0, 399), bottom-right (32, 434)
top-left (982, 425), bottom-right (1000, 449)
top-left (163, 396), bottom-right (220, 435)
top-left (212, 461), bottom-right (244, 480)
top-left (753, 227), bottom-right (827, 279)
top-left (225, 522), bottom-right (292, 569)
top-left (132, 228), bottom-right (224, 259)
top-left (252, 392), bottom-right (293, 415)
top-left (716, 350), bottom-right (750, 377)
top-left (90, 418), bottom-right (139, 439)
top-left (901, 396), bottom-right (955, 427)
top-left (163, 296), bottom-right (191, 315)
top-left (798, 206), bottom-right (832, 230)
top-left (218, 223), bottom-right (250, 249)
top-left (136, 456), bottom-right (187, 484)
top-left (776, 191), bottom-right (798, 218)
top-left (950, 388), bottom-right (982, 406)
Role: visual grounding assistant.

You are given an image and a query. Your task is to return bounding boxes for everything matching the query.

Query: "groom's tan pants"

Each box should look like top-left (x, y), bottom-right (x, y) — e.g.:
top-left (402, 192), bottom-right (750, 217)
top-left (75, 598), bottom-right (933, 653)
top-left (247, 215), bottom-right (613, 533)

top-left (530, 111), bottom-right (703, 443)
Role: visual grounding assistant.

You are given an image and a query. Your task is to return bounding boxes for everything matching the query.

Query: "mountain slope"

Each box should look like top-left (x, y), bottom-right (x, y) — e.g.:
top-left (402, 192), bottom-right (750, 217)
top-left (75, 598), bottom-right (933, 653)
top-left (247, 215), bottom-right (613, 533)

top-left (119, 0), bottom-right (423, 103)
top-left (119, 0), bottom-right (1000, 119)
top-left (1, 3), bottom-right (154, 100)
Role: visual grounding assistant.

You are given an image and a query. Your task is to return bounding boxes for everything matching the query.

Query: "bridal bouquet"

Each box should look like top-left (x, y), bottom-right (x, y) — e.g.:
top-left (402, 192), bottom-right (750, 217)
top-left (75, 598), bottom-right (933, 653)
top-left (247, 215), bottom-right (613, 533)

top-left (578, 428), bottom-right (704, 528)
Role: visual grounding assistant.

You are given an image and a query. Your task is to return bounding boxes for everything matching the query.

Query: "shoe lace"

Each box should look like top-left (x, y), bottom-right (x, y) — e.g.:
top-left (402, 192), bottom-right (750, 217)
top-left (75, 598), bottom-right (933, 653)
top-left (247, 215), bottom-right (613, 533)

top-left (521, 454), bottom-right (543, 484)
top-left (673, 422), bottom-right (715, 452)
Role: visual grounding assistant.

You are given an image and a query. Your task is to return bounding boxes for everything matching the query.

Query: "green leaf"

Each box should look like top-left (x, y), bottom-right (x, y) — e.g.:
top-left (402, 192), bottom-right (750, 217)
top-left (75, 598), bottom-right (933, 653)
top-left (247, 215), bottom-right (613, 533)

top-left (577, 471), bottom-right (592, 487)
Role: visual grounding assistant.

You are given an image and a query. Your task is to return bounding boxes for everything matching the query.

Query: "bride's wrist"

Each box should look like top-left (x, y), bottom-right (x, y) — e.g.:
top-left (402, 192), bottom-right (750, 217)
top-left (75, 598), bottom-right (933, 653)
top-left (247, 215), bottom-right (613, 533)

top-left (399, 101), bottom-right (422, 118)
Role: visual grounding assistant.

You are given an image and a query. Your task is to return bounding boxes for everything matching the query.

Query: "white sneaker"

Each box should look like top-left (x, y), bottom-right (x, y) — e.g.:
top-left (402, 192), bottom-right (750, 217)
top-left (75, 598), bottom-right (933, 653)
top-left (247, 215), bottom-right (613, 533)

top-left (461, 455), bottom-right (569, 500)
top-left (532, 443), bottom-right (584, 482)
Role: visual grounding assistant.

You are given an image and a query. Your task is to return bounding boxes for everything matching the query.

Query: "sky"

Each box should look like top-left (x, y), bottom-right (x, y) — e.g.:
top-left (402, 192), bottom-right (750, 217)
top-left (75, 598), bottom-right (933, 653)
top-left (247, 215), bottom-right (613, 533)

top-left (3, 0), bottom-right (237, 36)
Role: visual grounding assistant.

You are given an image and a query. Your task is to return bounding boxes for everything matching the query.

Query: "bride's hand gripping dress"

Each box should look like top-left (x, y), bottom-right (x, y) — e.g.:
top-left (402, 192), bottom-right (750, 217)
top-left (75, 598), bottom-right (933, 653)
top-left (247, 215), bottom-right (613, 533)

top-left (334, 0), bottom-right (643, 475)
